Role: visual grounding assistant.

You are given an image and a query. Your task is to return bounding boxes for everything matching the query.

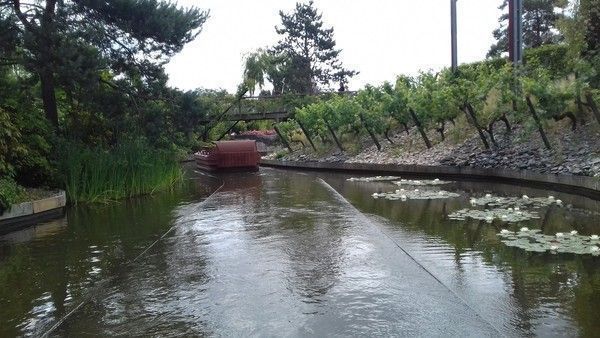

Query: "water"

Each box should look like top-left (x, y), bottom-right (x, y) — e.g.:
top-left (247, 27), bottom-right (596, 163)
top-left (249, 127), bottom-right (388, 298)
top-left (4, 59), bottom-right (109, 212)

top-left (0, 168), bottom-right (598, 336)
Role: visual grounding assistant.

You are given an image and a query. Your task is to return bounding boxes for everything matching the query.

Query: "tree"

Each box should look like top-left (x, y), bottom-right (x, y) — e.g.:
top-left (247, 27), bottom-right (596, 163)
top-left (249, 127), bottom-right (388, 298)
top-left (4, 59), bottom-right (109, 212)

top-left (488, 0), bottom-right (566, 57)
top-left (271, 1), bottom-right (357, 94)
top-left (2, 0), bottom-right (208, 128)
top-left (579, 0), bottom-right (600, 57)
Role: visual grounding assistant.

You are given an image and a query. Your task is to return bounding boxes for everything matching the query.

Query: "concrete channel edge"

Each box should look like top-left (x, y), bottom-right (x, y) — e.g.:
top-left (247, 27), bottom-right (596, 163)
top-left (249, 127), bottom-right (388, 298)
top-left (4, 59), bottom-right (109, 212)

top-left (0, 191), bottom-right (67, 234)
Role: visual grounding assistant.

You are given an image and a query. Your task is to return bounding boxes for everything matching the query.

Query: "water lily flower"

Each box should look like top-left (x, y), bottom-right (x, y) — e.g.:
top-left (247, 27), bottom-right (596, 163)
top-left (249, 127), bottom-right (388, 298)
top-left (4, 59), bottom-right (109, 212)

top-left (570, 230), bottom-right (578, 235)
top-left (514, 207), bottom-right (520, 211)
top-left (550, 245), bottom-right (559, 251)
top-left (414, 189), bottom-right (419, 192)
top-left (395, 190), bottom-right (400, 194)
top-left (485, 194), bottom-right (492, 198)
top-left (591, 235), bottom-right (599, 240)
top-left (500, 229), bottom-right (511, 234)
top-left (438, 191), bottom-right (445, 195)
top-left (522, 195), bottom-right (529, 199)
top-left (501, 215), bottom-right (508, 219)
top-left (400, 189), bottom-right (405, 192)
top-left (520, 227), bottom-right (529, 232)
top-left (556, 232), bottom-right (564, 238)
top-left (548, 196), bottom-right (555, 200)
top-left (434, 178), bottom-right (440, 182)
top-left (470, 198), bottom-right (477, 205)
top-left (556, 199), bottom-right (563, 205)
top-left (400, 195), bottom-right (407, 200)
top-left (591, 246), bottom-right (600, 252)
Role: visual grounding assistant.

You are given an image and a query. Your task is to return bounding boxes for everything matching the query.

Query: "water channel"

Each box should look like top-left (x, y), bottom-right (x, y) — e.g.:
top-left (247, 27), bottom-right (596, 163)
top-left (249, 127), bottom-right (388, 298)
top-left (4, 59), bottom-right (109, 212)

top-left (1, 167), bottom-right (599, 336)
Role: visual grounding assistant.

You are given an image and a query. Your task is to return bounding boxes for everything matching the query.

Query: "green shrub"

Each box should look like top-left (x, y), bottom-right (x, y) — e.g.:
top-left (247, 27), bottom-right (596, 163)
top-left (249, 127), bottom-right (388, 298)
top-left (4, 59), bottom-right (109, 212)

top-left (57, 140), bottom-right (183, 204)
top-left (0, 177), bottom-right (25, 214)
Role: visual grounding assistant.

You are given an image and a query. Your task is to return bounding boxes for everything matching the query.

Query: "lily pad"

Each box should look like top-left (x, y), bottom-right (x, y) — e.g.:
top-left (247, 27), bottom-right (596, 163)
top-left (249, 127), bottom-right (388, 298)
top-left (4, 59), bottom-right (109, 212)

top-left (497, 229), bottom-right (600, 255)
top-left (448, 208), bottom-right (540, 223)
top-left (392, 178), bottom-right (452, 186)
top-left (347, 176), bottom-right (401, 182)
top-left (469, 194), bottom-right (563, 209)
top-left (372, 189), bottom-right (460, 201)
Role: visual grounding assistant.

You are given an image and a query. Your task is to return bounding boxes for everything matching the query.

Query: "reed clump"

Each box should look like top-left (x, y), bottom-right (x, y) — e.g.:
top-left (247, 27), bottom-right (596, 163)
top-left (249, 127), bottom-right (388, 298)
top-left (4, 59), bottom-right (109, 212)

top-left (58, 140), bottom-right (182, 204)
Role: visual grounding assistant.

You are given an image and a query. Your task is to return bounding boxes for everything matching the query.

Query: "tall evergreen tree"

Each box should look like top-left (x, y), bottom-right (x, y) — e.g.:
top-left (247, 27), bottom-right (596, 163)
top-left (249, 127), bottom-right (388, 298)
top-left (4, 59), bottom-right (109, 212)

top-left (271, 1), bottom-right (357, 94)
top-left (2, 0), bottom-right (208, 128)
top-left (488, 0), bottom-right (566, 57)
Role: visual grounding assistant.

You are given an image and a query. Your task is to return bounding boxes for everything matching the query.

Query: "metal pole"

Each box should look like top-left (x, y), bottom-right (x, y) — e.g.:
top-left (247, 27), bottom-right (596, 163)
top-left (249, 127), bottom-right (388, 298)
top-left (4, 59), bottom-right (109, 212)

top-left (515, 0), bottom-right (523, 64)
top-left (451, 0), bottom-right (458, 71)
top-left (509, 0), bottom-right (523, 65)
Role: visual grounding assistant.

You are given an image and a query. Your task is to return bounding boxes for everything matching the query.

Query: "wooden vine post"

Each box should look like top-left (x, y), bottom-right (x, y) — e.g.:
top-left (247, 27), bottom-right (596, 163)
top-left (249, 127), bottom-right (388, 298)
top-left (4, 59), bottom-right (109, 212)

top-left (323, 117), bottom-right (344, 152)
top-left (359, 113), bottom-right (382, 151)
top-left (462, 103), bottom-right (490, 149)
top-left (296, 120), bottom-right (317, 151)
top-left (408, 108), bottom-right (432, 149)
top-left (525, 96), bottom-right (552, 149)
top-left (273, 124), bottom-right (293, 152)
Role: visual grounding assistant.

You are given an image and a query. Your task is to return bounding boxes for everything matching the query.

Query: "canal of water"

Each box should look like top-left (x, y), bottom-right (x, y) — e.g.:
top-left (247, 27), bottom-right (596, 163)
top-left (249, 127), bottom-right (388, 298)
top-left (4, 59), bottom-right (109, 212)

top-left (1, 167), bottom-right (599, 336)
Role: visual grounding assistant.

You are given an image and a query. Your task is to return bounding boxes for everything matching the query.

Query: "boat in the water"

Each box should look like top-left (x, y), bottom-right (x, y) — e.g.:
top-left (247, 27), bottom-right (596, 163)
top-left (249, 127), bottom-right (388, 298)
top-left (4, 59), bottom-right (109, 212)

top-left (194, 140), bottom-right (260, 172)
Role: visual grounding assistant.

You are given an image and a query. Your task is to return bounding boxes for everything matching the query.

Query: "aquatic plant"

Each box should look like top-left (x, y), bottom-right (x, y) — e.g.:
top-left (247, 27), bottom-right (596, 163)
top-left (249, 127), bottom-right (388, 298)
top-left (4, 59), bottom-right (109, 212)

top-left (498, 229), bottom-right (600, 255)
top-left (348, 176), bottom-right (400, 182)
top-left (392, 178), bottom-right (451, 186)
top-left (372, 188), bottom-right (460, 201)
top-left (448, 208), bottom-right (540, 223)
top-left (468, 194), bottom-right (563, 209)
top-left (58, 140), bottom-right (183, 204)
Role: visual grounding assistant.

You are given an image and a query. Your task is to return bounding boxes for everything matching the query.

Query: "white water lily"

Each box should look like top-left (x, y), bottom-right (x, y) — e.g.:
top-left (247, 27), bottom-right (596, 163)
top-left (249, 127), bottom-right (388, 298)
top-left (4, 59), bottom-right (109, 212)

top-left (548, 195), bottom-right (555, 200)
top-left (372, 193), bottom-right (378, 197)
top-left (400, 188), bottom-right (405, 192)
top-left (522, 195), bottom-right (529, 199)
top-left (571, 230), bottom-right (578, 235)
top-left (500, 229), bottom-right (511, 234)
top-left (514, 207), bottom-right (520, 211)
top-left (550, 245), bottom-right (559, 251)
top-left (434, 178), bottom-right (440, 182)
top-left (501, 215), bottom-right (508, 219)
top-left (414, 189), bottom-right (419, 192)
top-left (485, 193), bottom-right (492, 198)
top-left (556, 199), bottom-right (563, 205)
top-left (507, 207), bottom-right (513, 211)
top-left (520, 227), bottom-right (529, 232)
top-left (556, 232), bottom-right (564, 238)
top-left (591, 235), bottom-right (599, 240)
top-left (591, 246), bottom-right (600, 252)
top-left (400, 195), bottom-right (407, 200)
top-left (395, 190), bottom-right (400, 194)
top-left (438, 191), bottom-right (445, 195)
top-left (470, 198), bottom-right (477, 205)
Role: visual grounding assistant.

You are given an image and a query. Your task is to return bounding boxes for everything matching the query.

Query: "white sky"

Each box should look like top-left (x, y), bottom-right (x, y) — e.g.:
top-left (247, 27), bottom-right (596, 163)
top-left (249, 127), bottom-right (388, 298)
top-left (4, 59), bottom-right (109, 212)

top-left (166, 0), bottom-right (504, 93)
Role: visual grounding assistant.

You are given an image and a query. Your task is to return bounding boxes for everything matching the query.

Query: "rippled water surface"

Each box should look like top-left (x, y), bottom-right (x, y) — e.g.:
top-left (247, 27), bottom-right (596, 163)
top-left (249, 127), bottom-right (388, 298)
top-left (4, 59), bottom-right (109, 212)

top-left (1, 167), bottom-right (599, 336)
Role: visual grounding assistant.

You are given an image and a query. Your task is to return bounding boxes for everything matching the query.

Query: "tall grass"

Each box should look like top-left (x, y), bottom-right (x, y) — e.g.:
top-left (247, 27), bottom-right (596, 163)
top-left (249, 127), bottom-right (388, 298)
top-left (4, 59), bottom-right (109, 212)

top-left (59, 140), bottom-right (183, 204)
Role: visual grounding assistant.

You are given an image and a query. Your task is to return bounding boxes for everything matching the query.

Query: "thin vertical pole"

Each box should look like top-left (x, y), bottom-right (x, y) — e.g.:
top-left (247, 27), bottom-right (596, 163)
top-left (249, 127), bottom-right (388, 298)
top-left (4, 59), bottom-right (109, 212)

top-left (509, 0), bottom-right (523, 65)
top-left (451, 0), bottom-right (458, 71)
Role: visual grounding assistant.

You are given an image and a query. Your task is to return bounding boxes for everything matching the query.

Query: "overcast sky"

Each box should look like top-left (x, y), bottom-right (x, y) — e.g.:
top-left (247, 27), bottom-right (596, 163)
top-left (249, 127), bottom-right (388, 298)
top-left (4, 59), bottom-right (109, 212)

top-left (166, 0), bottom-right (504, 93)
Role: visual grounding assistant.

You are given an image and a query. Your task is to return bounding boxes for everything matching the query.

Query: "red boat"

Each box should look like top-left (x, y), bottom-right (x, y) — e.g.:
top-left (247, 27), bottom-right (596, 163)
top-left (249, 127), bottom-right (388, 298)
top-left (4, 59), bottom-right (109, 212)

top-left (194, 140), bottom-right (261, 172)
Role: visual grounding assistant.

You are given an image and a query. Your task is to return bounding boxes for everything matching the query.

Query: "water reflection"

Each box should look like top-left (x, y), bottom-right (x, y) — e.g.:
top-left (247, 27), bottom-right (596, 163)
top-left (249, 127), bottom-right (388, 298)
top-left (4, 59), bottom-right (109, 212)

top-left (325, 173), bottom-right (600, 336)
top-left (0, 168), bottom-right (599, 336)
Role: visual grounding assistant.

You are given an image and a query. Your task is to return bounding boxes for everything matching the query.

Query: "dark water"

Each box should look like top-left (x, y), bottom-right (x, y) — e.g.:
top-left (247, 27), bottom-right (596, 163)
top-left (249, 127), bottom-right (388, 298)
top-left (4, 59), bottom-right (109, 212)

top-left (0, 168), bottom-right (599, 337)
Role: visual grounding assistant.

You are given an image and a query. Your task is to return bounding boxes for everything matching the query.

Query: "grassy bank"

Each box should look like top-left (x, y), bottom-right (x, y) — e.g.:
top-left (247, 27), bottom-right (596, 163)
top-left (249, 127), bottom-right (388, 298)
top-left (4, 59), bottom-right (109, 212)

top-left (59, 141), bottom-right (183, 204)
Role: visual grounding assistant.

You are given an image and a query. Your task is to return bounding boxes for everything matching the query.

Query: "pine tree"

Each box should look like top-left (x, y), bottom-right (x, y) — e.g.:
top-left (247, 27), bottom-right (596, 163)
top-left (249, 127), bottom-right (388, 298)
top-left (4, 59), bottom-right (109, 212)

top-left (488, 0), bottom-right (566, 57)
top-left (272, 1), bottom-right (357, 94)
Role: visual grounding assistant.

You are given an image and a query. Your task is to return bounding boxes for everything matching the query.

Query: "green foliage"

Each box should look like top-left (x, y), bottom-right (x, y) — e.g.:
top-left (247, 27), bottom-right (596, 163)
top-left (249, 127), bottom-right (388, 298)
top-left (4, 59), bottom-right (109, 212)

top-left (524, 44), bottom-right (570, 78)
top-left (243, 1), bottom-right (357, 94)
top-left (57, 140), bottom-right (182, 204)
top-left (0, 177), bottom-right (24, 214)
